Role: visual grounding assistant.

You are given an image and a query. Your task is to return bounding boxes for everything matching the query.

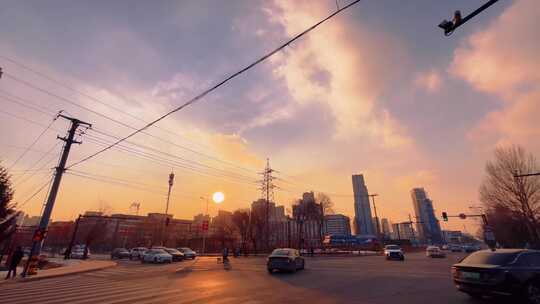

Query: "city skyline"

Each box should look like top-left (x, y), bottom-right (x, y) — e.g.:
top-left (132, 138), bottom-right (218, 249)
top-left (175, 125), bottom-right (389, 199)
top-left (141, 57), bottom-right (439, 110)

top-left (1, 0), bottom-right (534, 232)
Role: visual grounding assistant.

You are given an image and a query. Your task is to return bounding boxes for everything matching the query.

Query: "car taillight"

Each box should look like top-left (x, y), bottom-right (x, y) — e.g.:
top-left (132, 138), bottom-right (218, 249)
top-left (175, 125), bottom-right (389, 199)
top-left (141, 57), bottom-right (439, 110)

top-left (451, 267), bottom-right (458, 277)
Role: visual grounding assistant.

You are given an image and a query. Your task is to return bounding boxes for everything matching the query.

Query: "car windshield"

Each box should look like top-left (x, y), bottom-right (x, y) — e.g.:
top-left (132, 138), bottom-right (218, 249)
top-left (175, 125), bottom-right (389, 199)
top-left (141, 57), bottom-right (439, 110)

top-left (460, 252), bottom-right (519, 266)
top-left (166, 249), bottom-right (180, 254)
top-left (272, 249), bottom-right (292, 256)
top-left (385, 245), bottom-right (400, 250)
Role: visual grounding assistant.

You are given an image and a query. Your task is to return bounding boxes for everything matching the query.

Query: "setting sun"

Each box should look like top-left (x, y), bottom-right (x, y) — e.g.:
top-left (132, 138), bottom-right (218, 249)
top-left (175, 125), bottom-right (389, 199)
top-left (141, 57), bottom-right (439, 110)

top-left (212, 191), bottom-right (225, 204)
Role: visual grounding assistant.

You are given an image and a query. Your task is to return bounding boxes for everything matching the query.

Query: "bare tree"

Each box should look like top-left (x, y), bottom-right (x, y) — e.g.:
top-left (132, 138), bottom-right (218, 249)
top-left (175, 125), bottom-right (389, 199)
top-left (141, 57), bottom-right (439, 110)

top-left (232, 209), bottom-right (250, 251)
top-left (480, 145), bottom-right (540, 246)
top-left (316, 192), bottom-right (334, 215)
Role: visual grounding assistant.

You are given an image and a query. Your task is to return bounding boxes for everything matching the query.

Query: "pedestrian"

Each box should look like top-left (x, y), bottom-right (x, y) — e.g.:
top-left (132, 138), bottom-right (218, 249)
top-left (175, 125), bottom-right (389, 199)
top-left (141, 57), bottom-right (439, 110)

top-left (5, 246), bottom-right (24, 280)
top-left (222, 247), bottom-right (229, 262)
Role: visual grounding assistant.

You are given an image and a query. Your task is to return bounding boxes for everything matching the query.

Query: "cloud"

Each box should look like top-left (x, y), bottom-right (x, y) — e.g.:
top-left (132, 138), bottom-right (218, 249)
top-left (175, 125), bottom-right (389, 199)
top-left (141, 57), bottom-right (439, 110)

top-left (414, 70), bottom-right (442, 92)
top-left (450, 0), bottom-right (540, 151)
top-left (265, 0), bottom-right (412, 147)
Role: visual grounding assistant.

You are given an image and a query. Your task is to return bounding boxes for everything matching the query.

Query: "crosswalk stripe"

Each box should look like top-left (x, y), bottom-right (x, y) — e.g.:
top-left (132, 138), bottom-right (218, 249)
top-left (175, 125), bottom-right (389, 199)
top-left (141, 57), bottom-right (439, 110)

top-left (1, 280), bottom-right (149, 302)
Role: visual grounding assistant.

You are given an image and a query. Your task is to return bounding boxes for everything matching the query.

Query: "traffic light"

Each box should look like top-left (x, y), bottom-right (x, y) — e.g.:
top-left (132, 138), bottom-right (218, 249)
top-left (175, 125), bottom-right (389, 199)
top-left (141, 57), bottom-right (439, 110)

top-left (202, 220), bottom-right (209, 231)
top-left (33, 229), bottom-right (46, 242)
top-left (442, 212), bottom-right (448, 222)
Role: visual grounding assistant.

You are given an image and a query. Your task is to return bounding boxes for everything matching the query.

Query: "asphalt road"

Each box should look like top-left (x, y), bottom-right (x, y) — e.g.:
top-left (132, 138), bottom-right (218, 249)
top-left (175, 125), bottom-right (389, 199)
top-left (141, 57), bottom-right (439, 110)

top-left (0, 252), bottom-right (506, 303)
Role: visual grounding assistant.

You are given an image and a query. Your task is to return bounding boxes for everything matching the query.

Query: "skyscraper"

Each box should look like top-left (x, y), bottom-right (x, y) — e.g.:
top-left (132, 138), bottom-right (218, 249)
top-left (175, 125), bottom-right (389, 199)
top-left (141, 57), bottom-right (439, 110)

top-left (411, 188), bottom-right (442, 244)
top-left (352, 174), bottom-right (374, 236)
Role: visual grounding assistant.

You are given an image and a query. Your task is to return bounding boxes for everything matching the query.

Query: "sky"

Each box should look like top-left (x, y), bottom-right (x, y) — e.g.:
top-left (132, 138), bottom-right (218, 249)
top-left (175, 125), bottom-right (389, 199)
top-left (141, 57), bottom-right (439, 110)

top-left (1, 0), bottom-right (538, 233)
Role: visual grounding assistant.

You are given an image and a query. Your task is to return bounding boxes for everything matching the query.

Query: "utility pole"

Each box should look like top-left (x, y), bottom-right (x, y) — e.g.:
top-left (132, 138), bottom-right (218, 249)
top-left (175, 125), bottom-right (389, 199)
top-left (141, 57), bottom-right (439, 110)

top-left (24, 115), bottom-right (91, 276)
top-left (161, 171), bottom-right (174, 246)
top-left (368, 194), bottom-right (380, 238)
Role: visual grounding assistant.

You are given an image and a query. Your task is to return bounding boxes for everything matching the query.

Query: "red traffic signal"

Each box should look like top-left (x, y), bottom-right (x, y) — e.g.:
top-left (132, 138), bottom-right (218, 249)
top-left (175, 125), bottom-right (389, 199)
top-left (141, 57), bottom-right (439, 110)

top-left (32, 229), bottom-right (46, 242)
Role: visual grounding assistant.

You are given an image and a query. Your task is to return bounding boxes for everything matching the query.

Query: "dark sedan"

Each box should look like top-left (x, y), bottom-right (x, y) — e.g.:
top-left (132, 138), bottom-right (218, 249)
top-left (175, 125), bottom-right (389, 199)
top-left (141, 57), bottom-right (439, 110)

top-left (267, 248), bottom-right (304, 273)
top-left (164, 248), bottom-right (184, 262)
top-left (452, 249), bottom-right (540, 303)
top-left (111, 248), bottom-right (131, 259)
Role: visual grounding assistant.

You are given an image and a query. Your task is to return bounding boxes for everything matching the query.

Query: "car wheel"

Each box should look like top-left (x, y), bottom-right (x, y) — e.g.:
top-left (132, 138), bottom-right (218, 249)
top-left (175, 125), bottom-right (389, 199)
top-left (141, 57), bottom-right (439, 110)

top-left (526, 281), bottom-right (540, 304)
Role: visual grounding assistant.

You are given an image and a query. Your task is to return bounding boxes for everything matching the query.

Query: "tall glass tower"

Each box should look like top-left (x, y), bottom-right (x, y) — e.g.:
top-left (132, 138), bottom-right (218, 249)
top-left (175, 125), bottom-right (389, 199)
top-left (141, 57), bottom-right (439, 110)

top-left (352, 174), bottom-right (374, 236)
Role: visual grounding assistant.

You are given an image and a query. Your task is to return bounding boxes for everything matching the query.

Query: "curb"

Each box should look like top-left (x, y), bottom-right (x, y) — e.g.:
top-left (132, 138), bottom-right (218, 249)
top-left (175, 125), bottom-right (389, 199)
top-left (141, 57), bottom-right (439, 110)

top-left (1, 261), bottom-right (117, 284)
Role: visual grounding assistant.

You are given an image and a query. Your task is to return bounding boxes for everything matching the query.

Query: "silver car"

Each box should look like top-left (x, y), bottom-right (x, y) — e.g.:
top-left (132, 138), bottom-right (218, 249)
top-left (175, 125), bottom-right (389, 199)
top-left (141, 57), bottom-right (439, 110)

top-left (267, 248), bottom-right (305, 273)
top-left (141, 249), bottom-right (172, 264)
top-left (130, 247), bottom-right (148, 260)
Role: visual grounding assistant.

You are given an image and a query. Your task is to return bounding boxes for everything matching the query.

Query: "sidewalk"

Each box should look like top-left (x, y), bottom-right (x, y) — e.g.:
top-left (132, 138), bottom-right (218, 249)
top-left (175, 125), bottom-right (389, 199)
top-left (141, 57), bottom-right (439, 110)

top-left (1, 259), bottom-right (116, 284)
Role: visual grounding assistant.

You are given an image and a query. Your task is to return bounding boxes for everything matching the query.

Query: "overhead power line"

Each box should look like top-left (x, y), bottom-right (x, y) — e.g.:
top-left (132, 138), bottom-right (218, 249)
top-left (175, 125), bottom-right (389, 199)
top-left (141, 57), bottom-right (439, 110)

top-left (0, 54), bottom-right (213, 151)
top-left (66, 0), bottom-right (363, 169)
top-left (7, 112), bottom-right (60, 170)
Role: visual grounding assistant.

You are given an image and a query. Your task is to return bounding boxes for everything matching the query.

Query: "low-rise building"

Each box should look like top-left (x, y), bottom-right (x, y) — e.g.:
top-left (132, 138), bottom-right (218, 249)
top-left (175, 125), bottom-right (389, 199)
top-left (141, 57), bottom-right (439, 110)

top-left (324, 214), bottom-right (351, 236)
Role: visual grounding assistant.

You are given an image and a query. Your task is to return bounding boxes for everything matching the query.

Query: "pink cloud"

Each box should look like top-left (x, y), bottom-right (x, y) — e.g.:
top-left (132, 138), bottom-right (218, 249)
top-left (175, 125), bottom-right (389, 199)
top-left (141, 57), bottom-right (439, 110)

top-left (414, 70), bottom-right (442, 92)
top-left (266, 0), bottom-right (412, 147)
top-left (451, 0), bottom-right (540, 151)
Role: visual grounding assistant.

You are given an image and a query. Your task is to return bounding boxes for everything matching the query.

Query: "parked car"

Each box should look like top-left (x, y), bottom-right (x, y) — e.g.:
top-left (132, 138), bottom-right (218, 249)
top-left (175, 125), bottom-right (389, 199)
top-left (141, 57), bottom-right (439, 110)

top-left (178, 247), bottom-right (197, 259)
top-left (164, 248), bottom-right (184, 262)
top-left (384, 245), bottom-right (405, 261)
top-left (267, 248), bottom-right (305, 273)
top-left (141, 249), bottom-right (172, 264)
top-left (111, 248), bottom-right (131, 259)
top-left (130, 247), bottom-right (148, 260)
top-left (71, 246), bottom-right (90, 259)
top-left (449, 244), bottom-right (463, 252)
top-left (426, 246), bottom-right (446, 258)
top-left (463, 244), bottom-right (479, 253)
top-left (452, 249), bottom-right (540, 302)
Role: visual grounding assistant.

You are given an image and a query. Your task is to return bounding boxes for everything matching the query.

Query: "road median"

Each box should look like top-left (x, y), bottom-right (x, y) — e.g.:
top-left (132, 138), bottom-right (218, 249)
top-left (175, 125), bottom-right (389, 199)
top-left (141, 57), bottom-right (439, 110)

top-left (2, 260), bottom-right (117, 284)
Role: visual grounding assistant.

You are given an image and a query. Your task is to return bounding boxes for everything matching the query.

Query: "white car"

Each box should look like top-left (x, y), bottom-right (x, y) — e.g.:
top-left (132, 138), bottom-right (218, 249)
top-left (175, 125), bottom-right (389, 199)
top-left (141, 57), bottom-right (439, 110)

top-left (384, 245), bottom-right (405, 261)
top-left (130, 247), bottom-right (148, 260)
top-left (426, 246), bottom-right (446, 258)
top-left (141, 249), bottom-right (172, 264)
top-left (71, 246), bottom-right (90, 259)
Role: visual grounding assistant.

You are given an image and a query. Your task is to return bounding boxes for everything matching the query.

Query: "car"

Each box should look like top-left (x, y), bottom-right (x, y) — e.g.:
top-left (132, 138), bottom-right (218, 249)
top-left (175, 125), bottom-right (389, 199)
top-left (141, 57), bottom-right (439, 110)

top-left (384, 245), bottom-right (405, 261)
top-left (141, 249), bottom-right (173, 264)
top-left (463, 244), bottom-right (479, 253)
top-left (130, 247), bottom-right (148, 260)
top-left (426, 246), bottom-right (446, 258)
top-left (71, 246), bottom-right (90, 259)
top-left (452, 249), bottom-right (540, 302)
top-left (111, 248), bottom-right (131, 259)
top-left (164, 248), bottom-right (184, 262)
top-left (441, 244), bottom-right (449, 251)
top-left (267, 248), bottom-right (305, 273)
top-left (449, 244), bottom-right (463, 252)
top-left (178, 247), bottom-right (197, 259)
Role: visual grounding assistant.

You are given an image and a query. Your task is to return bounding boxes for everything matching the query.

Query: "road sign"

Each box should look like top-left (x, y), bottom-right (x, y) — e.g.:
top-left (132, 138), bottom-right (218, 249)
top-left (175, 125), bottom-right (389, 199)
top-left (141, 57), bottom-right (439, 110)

top-left (458, 213), bottom-right (467, 219)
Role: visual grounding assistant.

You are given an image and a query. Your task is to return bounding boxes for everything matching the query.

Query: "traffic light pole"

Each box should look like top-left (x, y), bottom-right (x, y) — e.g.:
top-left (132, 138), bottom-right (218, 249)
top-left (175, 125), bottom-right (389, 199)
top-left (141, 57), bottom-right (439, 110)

top-left (23, 115), bottom-right (91, 276)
